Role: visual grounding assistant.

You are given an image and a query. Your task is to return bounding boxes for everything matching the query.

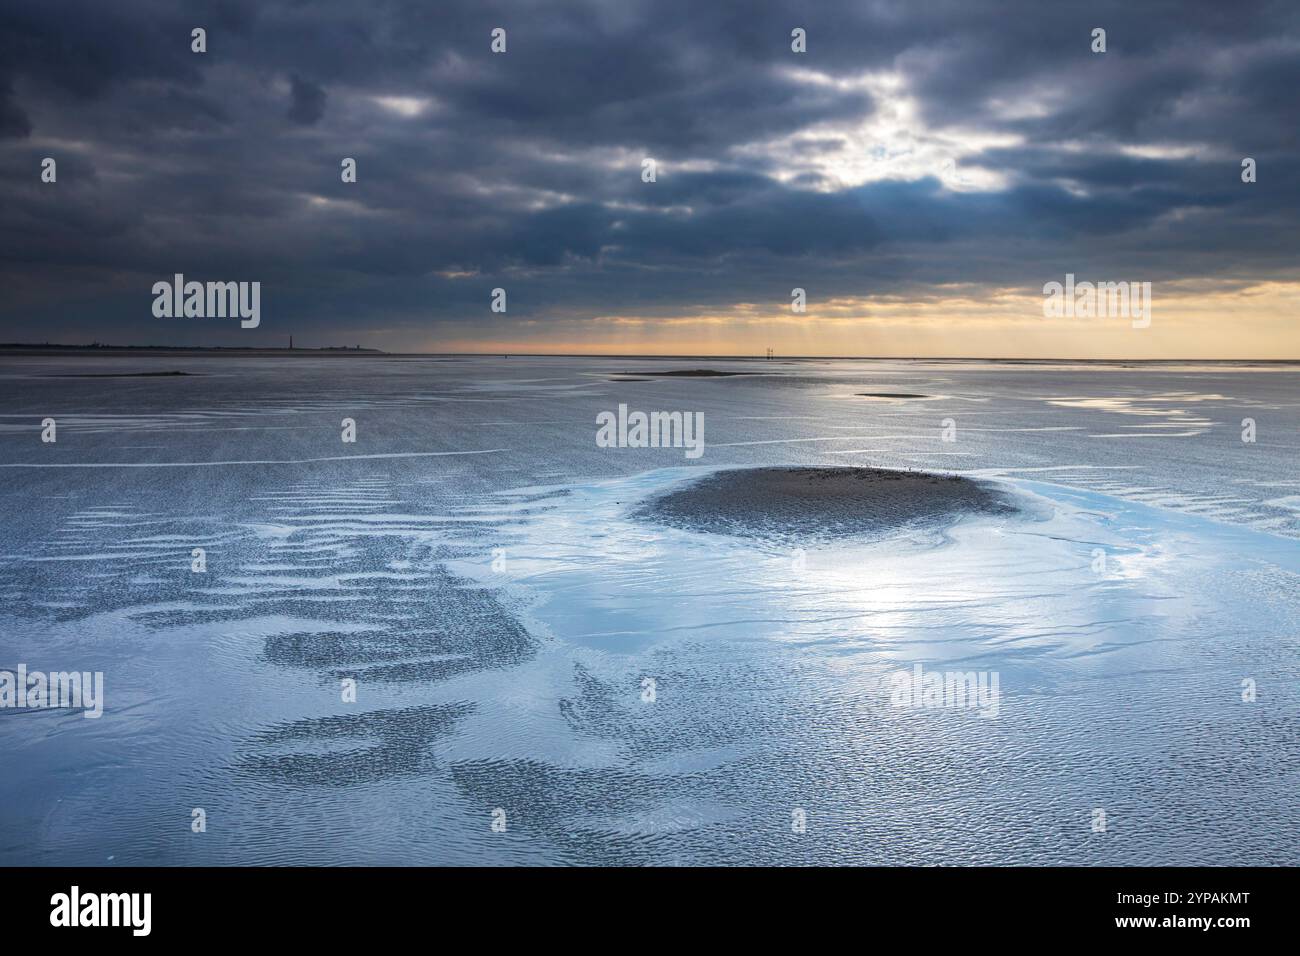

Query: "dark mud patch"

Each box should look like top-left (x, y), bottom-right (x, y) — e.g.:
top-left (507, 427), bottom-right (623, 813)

top-left (235, 703), bottom-right (475, 787)
top-left (857, 392), bottom-right (927, 399)
top-left (48, 370), bottom-right (196, 378)
top-left (635, 466), bottom-right (1016, 542)
top-left (638, 369), bottom-right (755, 377)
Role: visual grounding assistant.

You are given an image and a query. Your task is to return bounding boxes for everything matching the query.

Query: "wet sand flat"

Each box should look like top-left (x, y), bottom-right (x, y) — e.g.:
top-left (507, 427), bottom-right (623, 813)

top-left (1, 355), bottom-right (1297, 866)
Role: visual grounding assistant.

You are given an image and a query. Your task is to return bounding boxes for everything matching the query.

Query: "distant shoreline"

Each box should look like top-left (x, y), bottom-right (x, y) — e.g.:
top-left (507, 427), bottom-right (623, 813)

top-left (0, 345), bottom-right (1296, 364)
top-left (0, 344), bottom-right (383, 356)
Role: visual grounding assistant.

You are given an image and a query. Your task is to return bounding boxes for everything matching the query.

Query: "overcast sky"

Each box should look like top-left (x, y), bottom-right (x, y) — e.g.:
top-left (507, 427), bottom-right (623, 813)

top-left (2, 0), bottom-right (1297, 356)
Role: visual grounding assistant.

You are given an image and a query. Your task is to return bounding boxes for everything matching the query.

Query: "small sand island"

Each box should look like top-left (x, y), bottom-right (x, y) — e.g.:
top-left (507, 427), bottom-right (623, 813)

top-left (638, 369), bottom-right (755, 377)
top-left (637, 466), bottom-right (1015, 541)
top-left (48, 370), bottom-right (197, 378)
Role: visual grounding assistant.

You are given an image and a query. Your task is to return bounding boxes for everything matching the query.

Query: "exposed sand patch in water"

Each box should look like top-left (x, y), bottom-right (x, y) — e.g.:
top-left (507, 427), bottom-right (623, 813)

top-left (636, 466), bottom-right (1016, 541)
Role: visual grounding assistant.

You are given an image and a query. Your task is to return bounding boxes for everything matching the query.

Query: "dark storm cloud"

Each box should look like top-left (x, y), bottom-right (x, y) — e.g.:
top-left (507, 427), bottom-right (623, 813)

top-left (0, 0), bottom-right (1297, 345)
top-left (287, 74), bottom-right (326, 125)
top-left (0, 78), bottom-right (30, 138)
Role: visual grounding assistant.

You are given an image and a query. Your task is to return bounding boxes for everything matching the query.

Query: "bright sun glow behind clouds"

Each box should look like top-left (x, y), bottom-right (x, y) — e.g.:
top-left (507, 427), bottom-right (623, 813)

top-left (734, 68), bottom-right (1020, 193)
top-left (371, 95), bottom-right (434, 118)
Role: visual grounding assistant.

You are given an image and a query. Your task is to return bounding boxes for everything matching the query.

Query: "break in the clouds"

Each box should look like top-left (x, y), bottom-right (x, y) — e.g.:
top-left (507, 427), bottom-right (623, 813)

top-left (0, 0), bottom-right (1297, 354)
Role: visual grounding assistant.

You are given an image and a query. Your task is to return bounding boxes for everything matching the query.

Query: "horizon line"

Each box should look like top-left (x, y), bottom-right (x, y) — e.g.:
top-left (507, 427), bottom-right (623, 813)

top-left (2, 344), bottom-right (1299, 363)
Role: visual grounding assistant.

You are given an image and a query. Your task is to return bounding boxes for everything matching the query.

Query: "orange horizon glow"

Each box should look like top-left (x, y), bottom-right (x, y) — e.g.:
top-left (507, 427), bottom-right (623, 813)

top-left (406, 280), bottom-right (1300, 359)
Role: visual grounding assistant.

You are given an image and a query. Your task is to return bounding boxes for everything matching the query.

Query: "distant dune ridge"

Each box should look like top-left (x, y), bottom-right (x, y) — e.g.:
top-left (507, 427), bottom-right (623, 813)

top-left (636, 466), bottom-right (1016, 542)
